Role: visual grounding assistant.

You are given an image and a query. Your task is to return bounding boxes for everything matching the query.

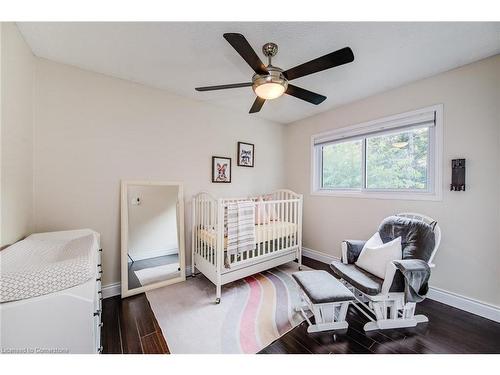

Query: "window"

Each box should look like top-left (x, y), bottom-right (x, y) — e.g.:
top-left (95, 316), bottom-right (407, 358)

top-left (321, 140), bottom-right (362, 189)
top-left (312, 105), bottom-right (442, 200)
top-left (366, 127), bottom-right (429, 190)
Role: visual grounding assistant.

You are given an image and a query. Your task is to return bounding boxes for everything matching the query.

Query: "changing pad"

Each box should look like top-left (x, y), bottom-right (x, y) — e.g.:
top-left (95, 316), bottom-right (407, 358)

top-left (0, 229), bottom-right (100, 303)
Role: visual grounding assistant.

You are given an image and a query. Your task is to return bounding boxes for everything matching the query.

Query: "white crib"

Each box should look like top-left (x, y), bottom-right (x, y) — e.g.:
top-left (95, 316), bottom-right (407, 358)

top-left (192, 189), bottom-right (303, 303)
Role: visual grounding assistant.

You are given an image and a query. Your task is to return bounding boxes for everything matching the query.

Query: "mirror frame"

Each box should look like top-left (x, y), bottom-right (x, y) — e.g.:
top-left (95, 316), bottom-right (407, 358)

top-left (120, 180), bottom-right (186, 298)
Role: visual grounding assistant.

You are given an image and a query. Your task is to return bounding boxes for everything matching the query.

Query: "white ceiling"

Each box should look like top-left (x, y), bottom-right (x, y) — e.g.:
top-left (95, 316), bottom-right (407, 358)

top-left (17, 22), bottom-right (500, 124)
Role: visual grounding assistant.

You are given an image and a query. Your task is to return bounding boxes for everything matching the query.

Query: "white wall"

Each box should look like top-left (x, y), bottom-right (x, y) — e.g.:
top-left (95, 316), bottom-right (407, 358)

top-left (127, 185), bottom-right (179, 261)
top-left (0, 23), bottom-right (34, 246)
top-left (285, 55), bottom-right (500, 306)
top-left (33, 59), bottom-right (286, 284)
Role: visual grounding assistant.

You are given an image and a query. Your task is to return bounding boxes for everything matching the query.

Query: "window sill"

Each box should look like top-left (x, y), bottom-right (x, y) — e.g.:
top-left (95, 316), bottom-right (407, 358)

top-left (311, 189), bottom-right (443, 201)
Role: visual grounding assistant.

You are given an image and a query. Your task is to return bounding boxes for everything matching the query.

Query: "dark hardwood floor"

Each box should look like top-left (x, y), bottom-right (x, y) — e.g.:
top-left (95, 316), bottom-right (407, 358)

top-left (102, 257), bottom-right (500, 354)
top-left (102, 293), bottom-right (169, 354)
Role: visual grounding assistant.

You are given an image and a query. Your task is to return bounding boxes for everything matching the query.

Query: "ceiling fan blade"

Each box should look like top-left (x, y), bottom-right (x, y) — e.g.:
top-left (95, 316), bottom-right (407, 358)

top-left (285, 84), bottom-right (326, 105)
top-left (249, 97), bottom-right (265, 113)
top-left (195, 82), bottom-right (252, 91)
top-left (223, 33), bottom-right (268, 75)
top-left (283, 47), bottom-right (354, 81)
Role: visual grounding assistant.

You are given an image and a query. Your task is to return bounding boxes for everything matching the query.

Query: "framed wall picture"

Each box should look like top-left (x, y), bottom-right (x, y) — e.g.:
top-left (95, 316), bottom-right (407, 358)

top-left (212, 156), bottom-right (232, 183)
top-left (237, 142), bottom-right (255, 167)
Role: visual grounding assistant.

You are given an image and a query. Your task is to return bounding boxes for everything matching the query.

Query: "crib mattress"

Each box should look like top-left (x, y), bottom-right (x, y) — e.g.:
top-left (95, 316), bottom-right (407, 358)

top-left (197, 221), bottom-right (297, 248)
top-left (0, 229), bottom-right (99, 303)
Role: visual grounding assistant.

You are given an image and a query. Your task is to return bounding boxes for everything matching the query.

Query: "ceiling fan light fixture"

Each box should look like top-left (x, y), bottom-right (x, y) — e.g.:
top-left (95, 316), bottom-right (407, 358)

top-left (254, 82), bottom-right (286, 100)
top-left (252, 69), bottom-right (288, 100)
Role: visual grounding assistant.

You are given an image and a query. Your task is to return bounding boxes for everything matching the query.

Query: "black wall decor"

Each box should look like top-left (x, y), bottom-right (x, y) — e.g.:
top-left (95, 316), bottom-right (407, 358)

top-left (451, 159), bottom-right (466, 191)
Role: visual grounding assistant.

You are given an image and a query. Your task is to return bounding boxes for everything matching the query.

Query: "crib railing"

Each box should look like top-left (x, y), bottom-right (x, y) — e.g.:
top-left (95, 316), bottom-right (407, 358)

top-left (224, 197), bottom-right (301, 268)
top-left (192, 190), bottom-right (303, 273)
top-left (192, 192), bottom-right (219, 269)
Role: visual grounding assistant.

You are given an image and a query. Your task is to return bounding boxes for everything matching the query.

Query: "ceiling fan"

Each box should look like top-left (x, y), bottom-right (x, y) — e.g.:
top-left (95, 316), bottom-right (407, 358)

top-left (195, 33), bottom-right (354, 113)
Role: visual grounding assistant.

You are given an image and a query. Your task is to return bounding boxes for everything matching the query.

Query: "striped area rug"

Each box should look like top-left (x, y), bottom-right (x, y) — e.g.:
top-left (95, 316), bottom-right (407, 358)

top-left (145, 262), bottom-right (307, 353)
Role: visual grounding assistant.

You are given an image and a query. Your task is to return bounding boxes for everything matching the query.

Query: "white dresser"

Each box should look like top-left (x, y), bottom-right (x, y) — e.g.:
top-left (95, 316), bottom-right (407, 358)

top-left (0, 230), bottom-right (103, 354)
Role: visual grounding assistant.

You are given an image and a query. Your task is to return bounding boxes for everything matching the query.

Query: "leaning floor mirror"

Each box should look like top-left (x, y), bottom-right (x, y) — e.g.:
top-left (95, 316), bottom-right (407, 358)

top-left (121, 180), bottom-right (186, 298)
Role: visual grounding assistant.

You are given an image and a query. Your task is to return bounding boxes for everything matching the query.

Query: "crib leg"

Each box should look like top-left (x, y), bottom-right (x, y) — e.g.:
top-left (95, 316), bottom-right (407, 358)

top-left (215, 283), bottom-right (221, 304)
top-left (191, 260), bottom-right (196, 277)
top-left (296, 244), bottom-right (303, 270)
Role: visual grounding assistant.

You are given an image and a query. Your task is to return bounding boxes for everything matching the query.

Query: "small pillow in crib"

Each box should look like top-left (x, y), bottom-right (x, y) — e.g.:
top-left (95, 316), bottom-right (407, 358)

top-left (255, 197), bottom-right (269, 225)
top-left (355, 234), bottom-right (402, 279)
top-left (263, 194), bottom-right (279, 221)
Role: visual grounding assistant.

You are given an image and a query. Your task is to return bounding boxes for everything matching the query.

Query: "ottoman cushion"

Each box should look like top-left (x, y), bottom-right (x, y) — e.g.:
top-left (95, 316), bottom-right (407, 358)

top-left (292, 270), bottom-right (355, 304)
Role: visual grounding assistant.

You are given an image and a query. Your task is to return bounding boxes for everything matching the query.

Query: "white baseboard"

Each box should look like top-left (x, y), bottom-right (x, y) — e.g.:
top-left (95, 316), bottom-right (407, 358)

top-left (102, 266), bottom-right (193, 299)
top-left (102, 282), bottom-right (121, 299)
top-left (302, 247), bottom-right (500, 323)
top-left (302, 247), bottom-right (340, 263)
top-left (427, 286), bottom-right (500, 323)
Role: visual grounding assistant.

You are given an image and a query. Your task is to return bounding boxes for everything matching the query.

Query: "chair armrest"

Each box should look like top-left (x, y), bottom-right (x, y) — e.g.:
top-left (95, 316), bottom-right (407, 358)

top-left (341, 240), bottom-right (366, 264)
top-left (393, 259), bottom-right (430, 273)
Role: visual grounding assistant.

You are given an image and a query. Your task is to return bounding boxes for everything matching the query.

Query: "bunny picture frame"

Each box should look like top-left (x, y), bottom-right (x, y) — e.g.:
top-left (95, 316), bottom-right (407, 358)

top-left (212, 156), bottom-right (232, 183)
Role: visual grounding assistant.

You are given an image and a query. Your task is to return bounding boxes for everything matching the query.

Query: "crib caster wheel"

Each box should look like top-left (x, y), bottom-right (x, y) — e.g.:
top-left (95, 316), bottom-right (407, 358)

top-left (215, 298), bottom-right (221, 304)
top-left (298, 266), bottom-right (302, 271)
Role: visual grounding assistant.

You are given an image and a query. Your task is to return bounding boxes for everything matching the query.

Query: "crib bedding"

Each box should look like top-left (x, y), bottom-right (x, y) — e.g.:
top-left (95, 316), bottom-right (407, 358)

top-left (197, 221), bottom-right (297, 248)
top-left (0, 229), bottom-right (99, 303)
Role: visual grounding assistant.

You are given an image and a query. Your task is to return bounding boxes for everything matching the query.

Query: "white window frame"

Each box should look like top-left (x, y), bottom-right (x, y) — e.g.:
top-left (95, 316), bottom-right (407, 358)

top-left (311, 104), bottom-right (443, 201)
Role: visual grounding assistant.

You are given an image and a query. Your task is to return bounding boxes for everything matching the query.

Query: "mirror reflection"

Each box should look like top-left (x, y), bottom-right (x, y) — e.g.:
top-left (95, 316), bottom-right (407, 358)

top-left (127, 184), bottom-right (181, 290)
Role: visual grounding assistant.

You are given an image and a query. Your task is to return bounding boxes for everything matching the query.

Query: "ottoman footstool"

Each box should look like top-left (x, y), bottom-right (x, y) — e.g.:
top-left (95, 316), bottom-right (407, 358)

top-left (292, 270), bottom-right (355, 333)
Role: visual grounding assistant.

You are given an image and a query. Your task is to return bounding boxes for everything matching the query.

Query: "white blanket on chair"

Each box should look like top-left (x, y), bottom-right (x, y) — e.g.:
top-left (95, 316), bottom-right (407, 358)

top-left (226, 201), bottom-right (255, 263)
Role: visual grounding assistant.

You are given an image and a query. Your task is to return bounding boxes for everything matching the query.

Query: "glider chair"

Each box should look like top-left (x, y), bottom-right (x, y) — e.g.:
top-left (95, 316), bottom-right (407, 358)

top-left (330, 213), bottom-right (441, 331)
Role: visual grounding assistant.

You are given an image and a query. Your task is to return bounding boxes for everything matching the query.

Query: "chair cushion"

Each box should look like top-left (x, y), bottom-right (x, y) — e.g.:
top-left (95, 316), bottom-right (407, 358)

top-left (344, 240), bottom-right (366, 264)
top-left (292, 270), bottom-right (354, 304)
top-left (330, 260), bottom-right (383, 296)
top-left (378, 216), bottom-right (436, 262)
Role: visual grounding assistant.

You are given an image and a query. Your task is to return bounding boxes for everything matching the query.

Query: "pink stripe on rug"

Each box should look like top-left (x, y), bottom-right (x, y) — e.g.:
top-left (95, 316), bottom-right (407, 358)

top-left (239, 275), bottom-right (262, 353)
top-left (254, 273), bottom-right (278, 346)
